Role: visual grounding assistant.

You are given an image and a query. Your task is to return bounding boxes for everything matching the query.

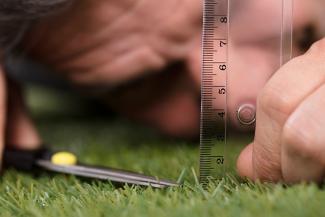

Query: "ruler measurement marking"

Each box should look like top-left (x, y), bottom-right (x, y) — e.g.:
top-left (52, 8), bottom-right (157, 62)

top-left (200, 0), bottom-right (228, 186)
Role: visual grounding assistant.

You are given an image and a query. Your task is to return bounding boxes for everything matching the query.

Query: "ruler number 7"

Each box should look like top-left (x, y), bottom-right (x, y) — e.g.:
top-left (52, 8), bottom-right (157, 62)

top-left (219, 40), bottom-right (227, 47)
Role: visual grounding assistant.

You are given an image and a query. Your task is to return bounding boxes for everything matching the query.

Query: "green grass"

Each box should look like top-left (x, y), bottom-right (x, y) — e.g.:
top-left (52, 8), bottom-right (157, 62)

top-left (0, 86), bottom-right (323, 217)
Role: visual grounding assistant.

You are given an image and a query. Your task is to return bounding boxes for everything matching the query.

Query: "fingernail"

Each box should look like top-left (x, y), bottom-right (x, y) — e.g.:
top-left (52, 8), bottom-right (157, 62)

top-left (237, 104), bottom-right (256, 125)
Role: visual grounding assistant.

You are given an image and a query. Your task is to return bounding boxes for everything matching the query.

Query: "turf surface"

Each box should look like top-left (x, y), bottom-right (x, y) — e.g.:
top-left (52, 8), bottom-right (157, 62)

top-left (0, 87), bottom-right (323, 217)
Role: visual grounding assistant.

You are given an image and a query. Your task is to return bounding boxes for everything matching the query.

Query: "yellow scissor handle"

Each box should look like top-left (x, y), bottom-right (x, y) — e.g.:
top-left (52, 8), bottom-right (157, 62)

top-left (51, 152), bottom-right (77, 166)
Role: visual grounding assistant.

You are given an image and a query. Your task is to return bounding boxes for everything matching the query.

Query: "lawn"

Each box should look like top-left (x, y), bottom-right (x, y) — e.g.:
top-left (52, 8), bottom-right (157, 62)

top-left (0, 86), bottom-right (323, 217)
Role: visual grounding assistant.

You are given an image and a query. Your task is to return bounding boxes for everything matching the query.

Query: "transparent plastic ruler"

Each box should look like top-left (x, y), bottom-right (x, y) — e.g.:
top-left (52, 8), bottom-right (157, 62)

top-left (200, 0), bottom-right (229, 187)
top-left (200, 0), bottom-right (293, 187)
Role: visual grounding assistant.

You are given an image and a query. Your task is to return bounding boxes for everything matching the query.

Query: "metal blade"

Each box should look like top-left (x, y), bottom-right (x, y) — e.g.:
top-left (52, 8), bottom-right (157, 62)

top-left (76, 164), bottom-right (178, 186)
top-left (36, 160), bottom-right (178, 188)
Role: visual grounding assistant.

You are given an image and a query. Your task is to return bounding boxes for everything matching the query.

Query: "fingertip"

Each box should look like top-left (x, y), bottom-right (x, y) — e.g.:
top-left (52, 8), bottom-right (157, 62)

top-left (236, 143), bottom-right (254, 180)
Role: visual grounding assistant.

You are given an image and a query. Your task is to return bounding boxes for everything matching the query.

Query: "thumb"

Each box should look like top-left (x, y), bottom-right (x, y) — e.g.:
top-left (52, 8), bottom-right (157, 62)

top-left (236, 143), bottom-right (254, 179)
top-left (5, 78), bottom-right (41, 149)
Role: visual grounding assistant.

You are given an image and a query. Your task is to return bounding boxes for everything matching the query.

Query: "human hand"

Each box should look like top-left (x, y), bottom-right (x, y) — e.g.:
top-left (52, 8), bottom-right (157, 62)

top-left (0, 64), bottom-right (41, 165)
top-left (237, 38), bottom-right (325, 183)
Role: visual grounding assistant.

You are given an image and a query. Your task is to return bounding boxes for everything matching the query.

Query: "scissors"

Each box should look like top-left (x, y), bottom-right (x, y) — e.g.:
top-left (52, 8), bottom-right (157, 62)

top-left (3, 146), bottom-right (178, 188)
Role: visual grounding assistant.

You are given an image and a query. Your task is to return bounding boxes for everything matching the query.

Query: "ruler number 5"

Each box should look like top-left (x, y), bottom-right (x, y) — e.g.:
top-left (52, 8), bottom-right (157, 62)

top-left (218, 88), bottom-right (226, 95)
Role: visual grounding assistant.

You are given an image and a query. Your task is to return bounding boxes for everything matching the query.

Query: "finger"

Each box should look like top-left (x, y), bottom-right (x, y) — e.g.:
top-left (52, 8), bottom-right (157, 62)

top-left (236, 143), bottom-right (254, 179)
top-left (0, 66), bottom-right (7, 164)
top-left (281, 84), bottom-right (325, 183)
top-left (5, 78), bottom-right (41, 149)
top-left (237, 38), bottom-right (325, 181)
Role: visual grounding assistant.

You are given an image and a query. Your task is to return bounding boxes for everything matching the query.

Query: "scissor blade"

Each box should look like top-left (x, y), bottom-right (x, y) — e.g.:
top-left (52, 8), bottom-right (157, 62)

top-left (76, 164), bottom-right (178, 187)
top-left (36, 160), bottom-right (178, 188)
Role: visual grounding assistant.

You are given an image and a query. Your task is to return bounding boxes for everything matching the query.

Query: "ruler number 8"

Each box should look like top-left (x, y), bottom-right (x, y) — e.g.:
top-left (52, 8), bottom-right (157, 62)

top-left (219, 17), bottom-right (227, 23)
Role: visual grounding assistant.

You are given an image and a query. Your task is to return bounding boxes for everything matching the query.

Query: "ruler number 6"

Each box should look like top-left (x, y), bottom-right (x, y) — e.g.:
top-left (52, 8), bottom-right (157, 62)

top-left (219, 64), bottom-right (226, 71)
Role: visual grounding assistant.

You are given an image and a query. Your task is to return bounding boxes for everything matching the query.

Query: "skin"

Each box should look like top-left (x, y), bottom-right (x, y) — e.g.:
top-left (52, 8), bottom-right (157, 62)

top-left (0, 64), bottom-right (41, 166)
top-left (22, 0), bottom-right (203, 138)
top-left (237, 39), bottom-right (325, 183)
top-left (0, 0), bottom-right (325, 183)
